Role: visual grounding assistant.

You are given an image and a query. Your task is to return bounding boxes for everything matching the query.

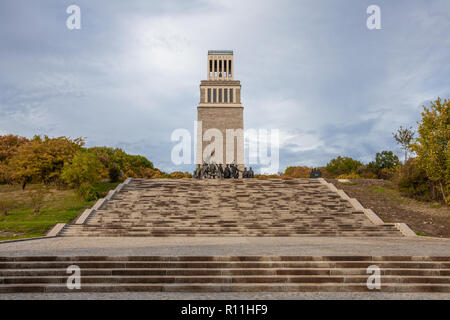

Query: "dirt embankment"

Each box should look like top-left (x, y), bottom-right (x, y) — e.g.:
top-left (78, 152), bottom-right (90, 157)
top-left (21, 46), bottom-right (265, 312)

top-left (329, 179), bottom-right (450, 238)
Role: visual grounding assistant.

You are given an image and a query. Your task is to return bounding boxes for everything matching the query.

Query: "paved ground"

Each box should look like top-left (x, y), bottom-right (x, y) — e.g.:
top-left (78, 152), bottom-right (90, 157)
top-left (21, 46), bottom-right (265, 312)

top-left (1, 292), bottom-right (449, 300)
top-left (1, 237), bottom-right (449, 300)
top-left (1, 236), bottom-right (449, 257)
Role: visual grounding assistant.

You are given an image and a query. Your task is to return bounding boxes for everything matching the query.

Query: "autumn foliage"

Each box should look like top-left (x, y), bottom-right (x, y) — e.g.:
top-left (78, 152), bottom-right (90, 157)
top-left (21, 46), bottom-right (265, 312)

top-left (0, 134), bottom-right (183, 200)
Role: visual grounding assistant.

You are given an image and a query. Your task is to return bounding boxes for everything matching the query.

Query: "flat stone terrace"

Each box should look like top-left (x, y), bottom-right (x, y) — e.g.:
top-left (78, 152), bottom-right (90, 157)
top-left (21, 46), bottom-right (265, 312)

top-left (0, 237), bottom-right (449, 257)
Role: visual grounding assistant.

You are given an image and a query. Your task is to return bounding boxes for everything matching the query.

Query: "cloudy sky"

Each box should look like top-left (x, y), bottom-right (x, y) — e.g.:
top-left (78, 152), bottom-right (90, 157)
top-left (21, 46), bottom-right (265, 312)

top-left (1, 0), bottom-right (449, 173)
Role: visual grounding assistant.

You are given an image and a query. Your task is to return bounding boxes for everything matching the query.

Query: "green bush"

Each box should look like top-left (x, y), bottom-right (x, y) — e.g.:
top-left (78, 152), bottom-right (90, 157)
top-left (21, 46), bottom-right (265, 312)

top-left (326, 156), bottom-right (363, 177)
top-left (366, 151), bottom-right (400, 179)
top-left (284, 166), bottom-right (311, 178)
top-left (61, 151), bottom-right (102, 188)
top-left (76, 183), bottom-right (99, 201)
top-left (394, 159), bottom-right (433, 201)
top-left (28, 187), bottom-right (47, 214)
top-left (356, 165), bottom-right (378, 179)
top-left (108, 165), bottom-right (121, 182)
top-left (336, 173), bottom-right (361, 179)
top-left (371, 151), bottom-right (400, 170)
top-left (0, 199), bottom-right (13, 216)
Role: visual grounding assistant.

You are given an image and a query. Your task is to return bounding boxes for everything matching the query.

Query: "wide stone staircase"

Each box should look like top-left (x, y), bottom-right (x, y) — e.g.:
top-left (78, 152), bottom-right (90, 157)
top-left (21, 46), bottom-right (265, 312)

top-left (1, 256), bottom-right (449, 293)
top-left (60, 179), bottom-right (402, 237)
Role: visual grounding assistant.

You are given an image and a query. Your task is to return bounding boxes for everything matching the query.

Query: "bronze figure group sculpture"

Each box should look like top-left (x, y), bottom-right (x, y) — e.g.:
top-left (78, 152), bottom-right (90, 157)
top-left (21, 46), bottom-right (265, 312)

top-left (193, 163), bottom-right (254, 179)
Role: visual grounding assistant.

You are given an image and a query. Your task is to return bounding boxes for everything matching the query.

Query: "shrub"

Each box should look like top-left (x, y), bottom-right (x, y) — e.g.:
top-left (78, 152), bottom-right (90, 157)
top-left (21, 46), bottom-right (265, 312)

top-left (326, 156), bottom-right (363, 177)
top-left (89, 147), bottom-right (155, 179)
top-left (356, 165), bottom-right (378, 179)
top-left (61, 151), bottom-right (102, 188)
top-left (76, 183), bottom-right (99, 201)
top-left (371, 151), bottom-right (400, 170)
top-left (255, 174), bottom-right (279, 179)
top-left (336, 173), bottom-right (361, 180)
top-left (0, 199), bottom-right (13, 216)
top-left (28, 187), bottom-right (47, 214)
top-left (168, 171), bottom-right (191, 179)
top-left (378, 167), bottom-right (396, 180)
top-left (0, 164), bottom-right (14, 184)
top-left (108, 165), bottom-right (121, 182)
top-left (393, 159), bottom-right (433, 201)
top-left (284, 166), bottom-right (311, 178)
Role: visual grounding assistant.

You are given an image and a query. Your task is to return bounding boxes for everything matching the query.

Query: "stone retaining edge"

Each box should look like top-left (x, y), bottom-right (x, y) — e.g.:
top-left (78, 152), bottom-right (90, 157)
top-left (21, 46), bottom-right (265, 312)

top-left (317, 178), bottom-right (417, 236)
top-left (74, 179), bottom-right (132, 225)
top-left (0, 236), bottom-right (57, 245)
top-left (395, 223), bottom-right (417, 237)
top-left (64, 179), bottom-right (131, 235)
top-left (46, 223), bottom-right (67, 237)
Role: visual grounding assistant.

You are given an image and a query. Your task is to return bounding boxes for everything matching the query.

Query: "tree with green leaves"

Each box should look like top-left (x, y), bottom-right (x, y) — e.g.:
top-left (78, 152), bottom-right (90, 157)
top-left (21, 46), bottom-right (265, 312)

top-left (8, 135), bottom-right (84, 189)
top-left (368, 151), bottom-right (400, 170)
top-left (411, 97), bottom-right (449, 203)
top-left (393, 126), bottom-right (415, 163)
top-left (326, 156), bottom-right (363, 177)
top-left (0, 134), bottom-right (29, 163)
top-left (61, 151), bottom-right (102, 188)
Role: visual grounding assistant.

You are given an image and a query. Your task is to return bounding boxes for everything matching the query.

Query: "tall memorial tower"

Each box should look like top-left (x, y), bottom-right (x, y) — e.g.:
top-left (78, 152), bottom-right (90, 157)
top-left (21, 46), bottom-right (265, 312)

top-left (196, 50), bottom-right (244, 169)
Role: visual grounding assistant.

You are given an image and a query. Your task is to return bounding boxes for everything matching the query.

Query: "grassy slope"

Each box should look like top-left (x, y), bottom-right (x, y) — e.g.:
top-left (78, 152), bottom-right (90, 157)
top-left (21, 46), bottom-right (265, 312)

top-left (331, 179), bottom-right (450, 238)
top-left (0, 182), bottom-right (119, 241)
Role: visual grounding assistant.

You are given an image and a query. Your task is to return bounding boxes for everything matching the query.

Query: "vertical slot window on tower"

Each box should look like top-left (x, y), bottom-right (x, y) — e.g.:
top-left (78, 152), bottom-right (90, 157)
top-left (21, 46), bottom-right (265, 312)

top-left (214, 60), bottom-right (217, 79)
top-left (229, 60), bottom-right (232, 77)
top-left (230, 88), bottom-right (233, 103)
top-left (224, 60), bottom-right (227, 78)
top-left (219, 88), bottom-right (222, 103)
top-left (224, 89), bottom-right (228, 103)
top-left (209, 60), bottom-right (213, 78)
top-left (207, 88), bottom-right (211, 103)
top-left (213, 89), bottom-right (217, 103)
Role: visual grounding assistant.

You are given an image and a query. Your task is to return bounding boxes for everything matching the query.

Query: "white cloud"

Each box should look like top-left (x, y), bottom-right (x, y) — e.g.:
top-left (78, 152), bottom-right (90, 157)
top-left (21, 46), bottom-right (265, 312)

top-left (1, 0), bottom-right (449, 172)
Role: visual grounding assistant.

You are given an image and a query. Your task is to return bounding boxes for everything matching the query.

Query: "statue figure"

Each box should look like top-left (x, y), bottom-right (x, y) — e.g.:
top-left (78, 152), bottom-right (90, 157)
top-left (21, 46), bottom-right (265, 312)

top-left (231, 164), bottom-right (240, 179)
top-left (310, 168), bottom-right (322, 178)
top-left (230, 163), bottom-right (237, 179)
top-left (248, 167), bottom-right (254, 179)
top-left (201, 162), bottom-right (209, 179)
top-left (224, 164), bottom-right (231, 179)
top-left (218, 164), bottom-right (224, 179)
top-left (209, 163), bottom-right (217, 179)
top-left (193, 164), bottom-right (201, 179)
top-left (195, 162), bottom-right (253, 180)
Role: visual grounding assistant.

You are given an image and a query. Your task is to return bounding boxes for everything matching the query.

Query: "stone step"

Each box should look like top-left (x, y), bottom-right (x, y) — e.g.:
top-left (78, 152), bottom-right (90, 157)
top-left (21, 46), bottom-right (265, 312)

top-left (4, 255), bottom-right (448, 262)
top-left (2, 275), bottom-right (450, 285)
top-left (1, 256), bottom-right (449, 292)
top-left (61, 233), bottom-right (399, 238)
top-left (2, 261), bottom-right (449, 269)
top-left (60, 178), bottom-right (404, 237)
top-left (2, 268), bottom-right (449, 277)
top-left (1, 283), bottom-right (449, 293)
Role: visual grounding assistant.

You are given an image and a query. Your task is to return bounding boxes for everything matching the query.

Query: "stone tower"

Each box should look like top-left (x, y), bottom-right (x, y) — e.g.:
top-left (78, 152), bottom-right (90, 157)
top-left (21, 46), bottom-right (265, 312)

top-left (196, 50), bottom-right (244, 169)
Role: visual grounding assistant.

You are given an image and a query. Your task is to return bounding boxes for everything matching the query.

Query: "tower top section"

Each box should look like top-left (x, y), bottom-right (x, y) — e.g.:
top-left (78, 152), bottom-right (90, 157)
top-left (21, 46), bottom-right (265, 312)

top-left (207, 50), bottom-right (234, 80)
top-left (208, 50), bottom-right (233, 55)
